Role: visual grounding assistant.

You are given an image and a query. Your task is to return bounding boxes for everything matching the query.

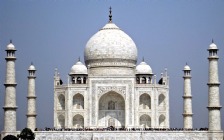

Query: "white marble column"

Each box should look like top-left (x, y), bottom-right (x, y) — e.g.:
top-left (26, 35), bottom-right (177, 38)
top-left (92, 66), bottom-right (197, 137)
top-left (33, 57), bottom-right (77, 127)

top-left (27, 63), bottom-right (37, 130)
top-left (182, 64), bottom-right (193, 129)
top-left (3, 41), bottom-right (17, 132)
top-left (207, 41), bottom-right (222, 131)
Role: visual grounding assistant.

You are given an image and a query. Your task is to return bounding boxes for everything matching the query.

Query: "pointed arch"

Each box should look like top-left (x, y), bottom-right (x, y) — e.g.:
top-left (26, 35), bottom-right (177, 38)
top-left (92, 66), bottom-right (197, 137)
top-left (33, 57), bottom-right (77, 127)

top-left (142, 77), bottom-right (146, 84)
top-left (139, 114), bottom-right (151, 128)
top-left (158, 94), bottom-right (165, 106)
top-left (58, 94), bottom-right (65, 110)
top-left (73, 114), bottom-right (84, 128)
top-left (159, 114), bottom-right (166, 127)
top-left (58, 115), bottom-right (65, 128)
top-left (77, 77), bottom-right (82, 84)
top-left (98, 91), bottom-right (125, 128)
top-left (83, 77), bottom-right (87, 84)
top-left (136, 77), bottom-right (140, 84)
top-left (73, 93), bottom-right (84, 109)
top-left (139, 93), bottom-right (151, 109)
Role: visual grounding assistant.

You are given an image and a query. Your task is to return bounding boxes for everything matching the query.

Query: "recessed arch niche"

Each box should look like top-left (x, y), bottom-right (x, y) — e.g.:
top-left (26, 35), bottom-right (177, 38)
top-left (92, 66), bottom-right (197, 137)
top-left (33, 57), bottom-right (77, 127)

top-left (98, 91), bottom-right (125, 128)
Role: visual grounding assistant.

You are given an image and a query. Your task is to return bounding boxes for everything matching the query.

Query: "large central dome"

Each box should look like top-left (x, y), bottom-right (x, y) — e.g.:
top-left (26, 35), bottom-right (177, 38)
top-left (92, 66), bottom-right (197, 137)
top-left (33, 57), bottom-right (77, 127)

top-left (84, 22), bottom-right (138, 68)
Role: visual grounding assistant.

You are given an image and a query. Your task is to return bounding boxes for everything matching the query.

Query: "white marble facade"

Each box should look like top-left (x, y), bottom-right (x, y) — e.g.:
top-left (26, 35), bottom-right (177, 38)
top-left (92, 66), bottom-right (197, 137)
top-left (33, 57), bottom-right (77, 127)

top-left (53, 21), bottom-right (169, 129)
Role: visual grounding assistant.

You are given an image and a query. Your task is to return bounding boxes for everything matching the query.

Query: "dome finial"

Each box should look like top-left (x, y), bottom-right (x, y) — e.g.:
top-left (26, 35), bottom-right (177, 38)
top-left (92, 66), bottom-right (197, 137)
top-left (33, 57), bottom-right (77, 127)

top-left (31, 62), bottom-right (33, 65)
top-left (109, 6), bottom-right (112, 23)
top-left (142, 57), bottom-right (144, 62)
top-left (10, 39), bottom-right (12, 43)
top-left (212, 38), bottom-right (214, 43)
top-left (78, 56), bottom-right (80, 61)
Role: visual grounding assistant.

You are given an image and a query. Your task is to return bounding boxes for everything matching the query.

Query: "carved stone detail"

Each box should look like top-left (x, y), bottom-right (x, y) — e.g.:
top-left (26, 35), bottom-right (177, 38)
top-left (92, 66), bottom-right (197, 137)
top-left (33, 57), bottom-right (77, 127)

top-left (98, 86), bottom-right (126, 99)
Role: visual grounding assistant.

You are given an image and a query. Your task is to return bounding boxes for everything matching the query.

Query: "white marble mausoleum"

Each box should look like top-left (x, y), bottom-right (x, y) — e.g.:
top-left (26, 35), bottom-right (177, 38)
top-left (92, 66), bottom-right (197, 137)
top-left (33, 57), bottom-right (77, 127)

top-left (53, 17), bottom-right (169, 129)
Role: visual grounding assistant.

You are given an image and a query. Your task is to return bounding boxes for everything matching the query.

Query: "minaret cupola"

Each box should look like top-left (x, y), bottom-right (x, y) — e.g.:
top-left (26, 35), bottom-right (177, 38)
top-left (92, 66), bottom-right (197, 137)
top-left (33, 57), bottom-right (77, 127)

top-left (6, 40), bottom-right (16, 58)
top-left (208, 39), bottom-right (218, 57)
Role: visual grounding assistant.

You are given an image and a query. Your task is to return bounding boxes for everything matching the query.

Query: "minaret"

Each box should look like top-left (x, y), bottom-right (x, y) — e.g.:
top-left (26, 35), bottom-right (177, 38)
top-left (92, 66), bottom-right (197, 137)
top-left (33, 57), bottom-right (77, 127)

top-left (182, 64), bottom-right (193, 129)
top-left (207, 40), bottom-right (222, 131)
top-left (3, 40), bottom-right (17, 132)
top-left (27, 63), bottom-right (37, 130)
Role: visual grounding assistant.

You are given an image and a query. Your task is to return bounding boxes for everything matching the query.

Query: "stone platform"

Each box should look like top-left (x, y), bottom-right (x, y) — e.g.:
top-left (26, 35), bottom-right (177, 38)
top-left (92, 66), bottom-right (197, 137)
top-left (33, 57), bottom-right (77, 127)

top-left (33, 131), bottom-right (223, 140)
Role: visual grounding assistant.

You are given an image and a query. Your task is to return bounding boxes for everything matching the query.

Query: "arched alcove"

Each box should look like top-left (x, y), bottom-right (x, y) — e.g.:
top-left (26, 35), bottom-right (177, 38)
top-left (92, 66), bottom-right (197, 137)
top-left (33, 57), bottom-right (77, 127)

top-left (139, 114), bottom-right (151, 128)
top-left (158, 94), bottom-right (165, 107)
top-left (73, 114), bottom-right (84, 128)
top-left (142, 77), bottom-right (146, 84)
top-left (98, 91), bottom-right (125, 128)
top-left (73, 93), bottom-right (84, 109)
top-left (77, 77), bottom-right (82, 84)
top-left (159, 114), bottom-right (166, 127)
top-left (58, 115), bottom-right (65, 128)
top-left (139, 93), bottom-right (151, 109)
top-left (58, 94), bottom-right (65, 110)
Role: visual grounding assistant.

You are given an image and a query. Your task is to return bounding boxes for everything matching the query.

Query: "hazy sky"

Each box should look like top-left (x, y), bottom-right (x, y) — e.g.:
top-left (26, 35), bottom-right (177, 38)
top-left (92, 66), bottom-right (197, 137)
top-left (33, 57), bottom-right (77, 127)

top-left (0, 0), bottom-right (224, 131)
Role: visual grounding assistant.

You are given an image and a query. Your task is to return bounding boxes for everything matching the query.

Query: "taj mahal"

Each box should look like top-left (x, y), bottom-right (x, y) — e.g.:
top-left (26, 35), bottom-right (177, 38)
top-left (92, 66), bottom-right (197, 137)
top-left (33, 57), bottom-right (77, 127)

top-left (1, 8), bottom-right (223, 140)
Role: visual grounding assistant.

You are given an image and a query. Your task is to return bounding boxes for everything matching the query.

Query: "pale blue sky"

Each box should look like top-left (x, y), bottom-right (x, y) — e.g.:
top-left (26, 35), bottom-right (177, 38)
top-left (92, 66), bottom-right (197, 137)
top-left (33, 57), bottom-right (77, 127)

top-left (0, 0), bottom-right (224, 130)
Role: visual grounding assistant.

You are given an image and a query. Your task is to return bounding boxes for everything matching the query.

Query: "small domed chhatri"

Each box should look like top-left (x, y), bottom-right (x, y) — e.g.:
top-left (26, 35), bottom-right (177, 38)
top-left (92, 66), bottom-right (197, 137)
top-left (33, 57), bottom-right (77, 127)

top-left (70, 60), bottom-right (88, 75)
top-left (28, 63), bottom-right (36, 71)
top-left (6, 40), bottom-right (16, 50)
top-left (183, 64), bottom-right (191, 71)
top-left (136, 60), bottom-right (153, 74)
top-left (208, 40), bottom-right (218, 50)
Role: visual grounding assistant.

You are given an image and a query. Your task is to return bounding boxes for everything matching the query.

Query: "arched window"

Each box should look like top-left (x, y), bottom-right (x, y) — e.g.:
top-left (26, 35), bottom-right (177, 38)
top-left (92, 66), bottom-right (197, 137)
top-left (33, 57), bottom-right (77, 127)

top-left (58, 115), bottom-right (65, 128)
top-left (108, 118), bottom-right (115, 127)
top-left (159, 114), bottom-right (166, 128)
top-left (142, 77), bottom-right (146, 84)
top-left (148, 77), bottom-right (151, 84)
top-left (77, 77), bottom-right (82, 84)
top-left (83, 77), bottom-right (87, 84)
top-left (140, 114), bottom-right (151, 128)
top-left (73, 114), bottom-right (84, 128)
top-left (158, 94), bottom-right (165, 106)
top-left (58, 94), bottom-right (65, 110)
top-left (139, 93), bottom-right (151, 109)
top-left (71, 77), bottom-right (75, 84)
top-left (136, 77), bottom-right (140, 84)
top-left (108, 101), bottom-right (115, 110)
top-left (73, 94), bottom-right (84, 109)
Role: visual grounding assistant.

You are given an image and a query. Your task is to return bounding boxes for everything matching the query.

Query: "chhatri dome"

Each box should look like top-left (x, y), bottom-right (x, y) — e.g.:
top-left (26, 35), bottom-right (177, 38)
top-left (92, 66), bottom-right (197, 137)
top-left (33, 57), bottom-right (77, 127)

top-left (84, 8), bottom-right (138, 70)
top-left (70, 58), bottom-right (88, 75)
top-left (136, 59), bottom-right (153, 74)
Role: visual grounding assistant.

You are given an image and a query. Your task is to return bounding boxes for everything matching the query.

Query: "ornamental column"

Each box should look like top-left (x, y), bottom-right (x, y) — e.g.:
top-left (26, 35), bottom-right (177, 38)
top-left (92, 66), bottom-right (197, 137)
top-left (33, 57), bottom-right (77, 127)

top-left (3, 40), bottom-right (17, 132)
top-left (27, 63), bottom-right (37, 130)
top-left (182, 64), bottom-right (193, 129)
top-left (207, 41), bottom-right (222, 131)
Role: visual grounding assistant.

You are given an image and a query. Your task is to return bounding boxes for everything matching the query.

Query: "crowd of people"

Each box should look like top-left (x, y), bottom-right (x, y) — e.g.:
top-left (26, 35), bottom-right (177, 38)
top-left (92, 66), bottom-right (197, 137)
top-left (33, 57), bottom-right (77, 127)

top-left (35, 126), bottom-right (209, 132)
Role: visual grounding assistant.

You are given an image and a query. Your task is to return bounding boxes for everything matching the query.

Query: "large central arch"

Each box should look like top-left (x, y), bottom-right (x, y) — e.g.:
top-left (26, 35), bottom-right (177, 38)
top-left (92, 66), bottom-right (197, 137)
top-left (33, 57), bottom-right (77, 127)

top-left (98, 91), bottom-right (125, 128)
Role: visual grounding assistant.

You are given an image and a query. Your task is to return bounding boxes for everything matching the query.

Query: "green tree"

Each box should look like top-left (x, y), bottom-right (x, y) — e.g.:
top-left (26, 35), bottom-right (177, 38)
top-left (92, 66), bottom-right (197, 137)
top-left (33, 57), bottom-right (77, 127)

top-left (3, 135), bottom-right (18, 140)
top-left (17, 128), bottom-right (35, 140)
